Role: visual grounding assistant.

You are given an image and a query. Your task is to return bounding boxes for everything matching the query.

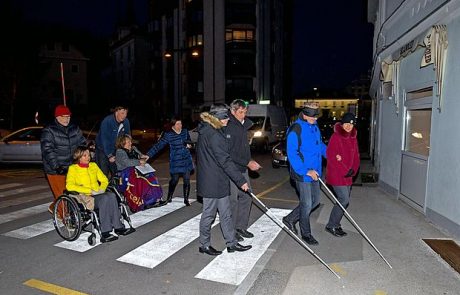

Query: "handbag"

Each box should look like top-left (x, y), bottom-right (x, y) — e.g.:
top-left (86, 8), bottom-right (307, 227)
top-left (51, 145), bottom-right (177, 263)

top-left (75, 194), bottom-right (95, 210)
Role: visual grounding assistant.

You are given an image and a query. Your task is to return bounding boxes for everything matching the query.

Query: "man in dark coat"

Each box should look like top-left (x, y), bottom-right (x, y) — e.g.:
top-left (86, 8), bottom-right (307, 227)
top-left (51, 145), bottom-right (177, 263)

top-left (226, 99), bottom-right (261, 242)
top-left (95, 105), bottom-right (130, 177)
top-left (196, 104), bottom-right (252, 256)
top-left (40, 105), bottom-right (87, 213)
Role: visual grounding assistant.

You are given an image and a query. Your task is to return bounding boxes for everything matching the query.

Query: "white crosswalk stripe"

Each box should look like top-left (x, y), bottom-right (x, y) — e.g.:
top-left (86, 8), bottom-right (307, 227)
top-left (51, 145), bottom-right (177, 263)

top-left (195, 208), bottom-right (290, 285)
top-left (0, 185), bottom-right (49, 198)
top-left (0, 191), bottom-right (52, 209)
top-left (54, 198), bottom-right (193, 252)
top-left (117, 214), bottom-right (219, 268)
top-left (3, 219), bottom-right (55, 239)
top-left (0, 183), bottom-right (23, 190)
top-left (0, 203), bottom-right (51, 224)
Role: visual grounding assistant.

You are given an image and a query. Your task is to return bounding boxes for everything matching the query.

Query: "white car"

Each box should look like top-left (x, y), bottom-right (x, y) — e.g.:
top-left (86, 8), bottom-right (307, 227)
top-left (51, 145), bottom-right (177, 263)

top-left (0, 126), bottom-right (43, 163)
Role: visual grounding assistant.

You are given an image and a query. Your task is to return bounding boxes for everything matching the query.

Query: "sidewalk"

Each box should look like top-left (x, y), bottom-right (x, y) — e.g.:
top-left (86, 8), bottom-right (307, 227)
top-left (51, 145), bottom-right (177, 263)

top-left (271, 160), bottom-right (460, 294)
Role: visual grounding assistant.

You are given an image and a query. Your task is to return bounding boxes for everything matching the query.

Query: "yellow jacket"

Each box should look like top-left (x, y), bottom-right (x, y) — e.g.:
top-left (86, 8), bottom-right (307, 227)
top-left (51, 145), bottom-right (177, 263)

top-left (66, 163), bottom-right (108, 195)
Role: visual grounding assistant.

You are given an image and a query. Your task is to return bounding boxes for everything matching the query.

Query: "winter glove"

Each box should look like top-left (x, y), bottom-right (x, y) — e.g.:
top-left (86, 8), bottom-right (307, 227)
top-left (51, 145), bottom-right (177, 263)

top-left (344, 169), bottom-right (354, 178)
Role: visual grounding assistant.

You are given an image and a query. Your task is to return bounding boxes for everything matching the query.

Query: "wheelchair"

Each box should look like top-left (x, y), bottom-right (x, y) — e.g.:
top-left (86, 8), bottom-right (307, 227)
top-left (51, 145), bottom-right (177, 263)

top-left (52, 177), bottom-right (134, 246)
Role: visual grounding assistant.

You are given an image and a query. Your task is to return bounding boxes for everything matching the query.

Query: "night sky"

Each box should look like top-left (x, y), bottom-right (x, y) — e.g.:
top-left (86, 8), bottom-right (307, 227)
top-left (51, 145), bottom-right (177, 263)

top-left (11, 0), bottom-right (373, 97)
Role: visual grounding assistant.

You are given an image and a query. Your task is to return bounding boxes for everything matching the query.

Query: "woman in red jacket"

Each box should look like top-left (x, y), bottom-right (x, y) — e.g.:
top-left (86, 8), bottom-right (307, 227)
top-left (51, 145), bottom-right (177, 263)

top-left (325, 113), bottom-right (360, 237)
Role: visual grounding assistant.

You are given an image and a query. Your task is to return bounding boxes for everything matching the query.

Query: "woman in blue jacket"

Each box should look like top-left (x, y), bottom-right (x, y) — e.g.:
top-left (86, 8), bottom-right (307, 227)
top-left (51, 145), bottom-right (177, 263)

top-left (147, 117), bottom-right (194, 206)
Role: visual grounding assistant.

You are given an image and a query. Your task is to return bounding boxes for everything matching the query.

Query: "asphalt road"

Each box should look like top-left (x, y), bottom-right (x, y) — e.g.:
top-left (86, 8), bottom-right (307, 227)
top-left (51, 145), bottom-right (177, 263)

top-left (1, 152), bottom-right (459, 295)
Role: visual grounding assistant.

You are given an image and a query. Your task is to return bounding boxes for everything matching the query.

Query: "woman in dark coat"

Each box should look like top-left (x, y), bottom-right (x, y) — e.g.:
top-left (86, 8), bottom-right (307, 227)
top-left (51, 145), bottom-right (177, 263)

top-left (325, 113), bottom-right (360, 237)
top-left (146, 117), bottom-right (194, 206)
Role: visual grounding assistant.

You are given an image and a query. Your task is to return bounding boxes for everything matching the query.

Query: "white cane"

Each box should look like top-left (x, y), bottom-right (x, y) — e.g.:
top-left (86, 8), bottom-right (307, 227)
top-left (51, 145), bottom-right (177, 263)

top-left (318, 178), bottom-right (393, 269)
top-left (247, 190), bottom-right (341, 279)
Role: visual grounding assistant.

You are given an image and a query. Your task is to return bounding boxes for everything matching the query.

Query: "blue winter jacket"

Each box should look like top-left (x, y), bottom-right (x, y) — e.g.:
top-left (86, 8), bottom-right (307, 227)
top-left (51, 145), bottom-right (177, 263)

top-left (147, 129), bottom-right (194, 174)
top-left (95, 114), bottom-right (131, 158)
top-left (286, 116), bottom-right (327, 182)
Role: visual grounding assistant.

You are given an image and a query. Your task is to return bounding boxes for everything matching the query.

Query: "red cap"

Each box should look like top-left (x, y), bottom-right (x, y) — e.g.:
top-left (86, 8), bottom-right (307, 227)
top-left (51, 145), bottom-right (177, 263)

top-left (54, 105), bottom-right (72, 117)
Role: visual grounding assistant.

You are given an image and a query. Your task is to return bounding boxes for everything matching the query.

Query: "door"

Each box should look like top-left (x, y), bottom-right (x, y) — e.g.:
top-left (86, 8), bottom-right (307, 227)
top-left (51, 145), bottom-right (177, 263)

top-left (400, 88), bottom-right (432, 210)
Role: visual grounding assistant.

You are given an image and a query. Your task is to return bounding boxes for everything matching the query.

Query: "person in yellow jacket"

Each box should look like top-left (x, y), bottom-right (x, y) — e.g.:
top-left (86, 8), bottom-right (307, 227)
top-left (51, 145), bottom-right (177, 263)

top-left (66, 146), bottom-right (135, 243)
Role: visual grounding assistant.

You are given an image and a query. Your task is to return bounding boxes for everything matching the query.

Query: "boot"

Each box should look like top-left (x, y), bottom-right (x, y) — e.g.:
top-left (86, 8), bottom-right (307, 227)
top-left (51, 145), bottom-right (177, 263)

top-left (166, 190), bottom-right (174, 203)
top-left (183, 183), bottom-right (191, 206)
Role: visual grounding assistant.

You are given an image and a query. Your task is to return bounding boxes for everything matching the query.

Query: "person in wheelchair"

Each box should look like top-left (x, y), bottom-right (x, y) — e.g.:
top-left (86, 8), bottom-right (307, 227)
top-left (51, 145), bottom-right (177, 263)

top-left (115, 134), bottom-right (165, 212)
top-left (66, 146), bottom-right (135, 243)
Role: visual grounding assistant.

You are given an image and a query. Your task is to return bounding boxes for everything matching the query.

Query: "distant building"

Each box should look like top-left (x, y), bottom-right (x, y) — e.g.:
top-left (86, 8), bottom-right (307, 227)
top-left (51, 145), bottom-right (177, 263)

top-left (110, 25), bottom-right (152, 107)
top-left (147, 0), bottom-right (292, 120)
top-left (38, 41), bottom-right (89, 106)
top-left (368, 0), bottom-right (460, 238)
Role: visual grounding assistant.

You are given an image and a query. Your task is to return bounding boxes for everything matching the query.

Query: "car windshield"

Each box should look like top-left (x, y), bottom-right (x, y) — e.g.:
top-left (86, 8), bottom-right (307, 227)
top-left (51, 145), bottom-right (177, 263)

top-left (5, 128), bottom-right (42, 141)
top-left (247, 116), bottom-right (264, 130)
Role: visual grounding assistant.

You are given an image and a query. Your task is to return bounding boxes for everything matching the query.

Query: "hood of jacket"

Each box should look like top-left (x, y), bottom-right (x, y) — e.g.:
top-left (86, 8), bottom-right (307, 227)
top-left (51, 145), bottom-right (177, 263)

top-left (199, 112), bottom-right (224, 130)
top-left (334, 122), bottom-right (357, 138)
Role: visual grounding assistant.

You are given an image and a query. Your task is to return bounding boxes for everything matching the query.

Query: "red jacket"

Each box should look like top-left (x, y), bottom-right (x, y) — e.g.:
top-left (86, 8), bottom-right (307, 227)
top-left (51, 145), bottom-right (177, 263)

top-left (326, 123), bottom-right (360, 186)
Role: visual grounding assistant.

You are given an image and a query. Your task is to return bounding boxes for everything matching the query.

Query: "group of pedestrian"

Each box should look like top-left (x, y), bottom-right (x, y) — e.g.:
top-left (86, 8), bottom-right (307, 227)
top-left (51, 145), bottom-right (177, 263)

top-left (282, 102), bottom-right (360, 245)
top-left (39, 100), bottom-right (359, 251)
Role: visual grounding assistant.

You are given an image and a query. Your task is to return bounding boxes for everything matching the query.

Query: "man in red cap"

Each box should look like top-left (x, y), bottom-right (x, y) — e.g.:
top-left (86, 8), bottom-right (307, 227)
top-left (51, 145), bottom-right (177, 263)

top-left (40, 105), bottom-right (86, 214)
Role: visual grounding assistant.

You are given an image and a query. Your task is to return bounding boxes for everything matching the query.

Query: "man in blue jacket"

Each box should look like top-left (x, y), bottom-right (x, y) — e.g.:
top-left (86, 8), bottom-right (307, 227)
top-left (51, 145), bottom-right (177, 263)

top-left (95, 106), bottom-right (130, 177)
top-left (282, 102), bottom-right (327, 245)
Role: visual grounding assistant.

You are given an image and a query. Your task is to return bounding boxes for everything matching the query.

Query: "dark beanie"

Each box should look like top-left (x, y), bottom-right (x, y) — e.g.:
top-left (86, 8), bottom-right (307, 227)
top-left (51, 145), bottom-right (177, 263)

top-left (341, 113), bottom-right (355, 124)
top-left (209, 103), bottom-right (230, 120)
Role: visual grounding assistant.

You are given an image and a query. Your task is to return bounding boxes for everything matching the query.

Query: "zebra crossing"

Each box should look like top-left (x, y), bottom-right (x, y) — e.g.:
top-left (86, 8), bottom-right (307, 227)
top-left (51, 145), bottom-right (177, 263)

top-left (0, 181), bottom-right (292, 286)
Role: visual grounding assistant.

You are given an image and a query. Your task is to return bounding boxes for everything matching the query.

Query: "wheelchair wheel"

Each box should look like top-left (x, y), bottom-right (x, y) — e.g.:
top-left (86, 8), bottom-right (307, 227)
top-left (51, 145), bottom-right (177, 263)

top-left (88, 233), bottom-right (96, 246)
top-left (53, 195), bottom-right (82, 241)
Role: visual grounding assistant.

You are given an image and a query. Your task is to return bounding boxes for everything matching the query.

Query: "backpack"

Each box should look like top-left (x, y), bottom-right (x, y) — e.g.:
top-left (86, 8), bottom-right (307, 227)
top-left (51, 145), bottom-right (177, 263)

top-left (286, 123), bottom-right (304, 181)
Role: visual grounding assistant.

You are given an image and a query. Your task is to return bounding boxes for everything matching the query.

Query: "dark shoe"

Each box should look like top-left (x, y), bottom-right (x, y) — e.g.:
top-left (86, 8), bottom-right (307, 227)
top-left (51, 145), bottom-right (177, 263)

top-left (151, 200), bottom-right (168, 208)
top-left (235, 232), bottom-right (244, 242)
top-left (227, 243), bottom-right (252, 253)
top-left (302, 235), bottom-right (319, 245)
top-left (199, 246), bottom-right (222, 256)
top-left (325, 226), bottom-right (347, 237)
top-left (115, 227), bottom-right (136, 236)
top-left (335, 227), bottom-right (347, 236)
top-left (236, 229), bottom-right (254, 238)
top-left (100, 233), bottom-right (118, 243)
top-left (184, 199), bottom-right (191, 206)
top-left (282, 217), bottom-right (298, 235)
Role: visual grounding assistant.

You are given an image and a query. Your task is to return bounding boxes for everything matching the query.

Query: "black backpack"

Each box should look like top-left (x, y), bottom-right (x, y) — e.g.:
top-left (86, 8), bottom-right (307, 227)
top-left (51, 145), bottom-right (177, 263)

top-left (287, 123), bottom-right (304, 181)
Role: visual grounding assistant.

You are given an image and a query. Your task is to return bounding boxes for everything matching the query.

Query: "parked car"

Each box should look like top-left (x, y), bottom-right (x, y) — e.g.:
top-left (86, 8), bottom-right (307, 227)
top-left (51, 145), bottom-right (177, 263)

top-left (0, 126), bottom-right (43, 164)
top-left (271, 140), bottom-right (288, 168)
top-left (0, 126), bottom-right (97, 164)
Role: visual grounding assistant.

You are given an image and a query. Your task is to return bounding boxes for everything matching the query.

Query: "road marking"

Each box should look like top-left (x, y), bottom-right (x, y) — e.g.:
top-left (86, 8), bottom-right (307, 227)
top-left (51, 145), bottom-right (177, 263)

top-left (0, 185), bottom-right (49, 198)
top-left (0, 203), bottom-right (51, 224)
top-left (0, 191), bottom-right (52, 209)
top-left (117, 214), bottom-right (219, 268)
top-left (54, 197), bottom-right (192, 252)
top-left (0, 192), bottom-right (52, 208)
top-left (3, 219), bottom-right (54, 239)
top-left (0, 183), bottom-right (22, 190)
top-left (257, 176), bottom-right (290, 198)
top-left (330, 263), bottom-right (347, 276)
top-left (23, 278), bottom-right (89, 295)
top-left (195, 208), bottom-right (290, 285)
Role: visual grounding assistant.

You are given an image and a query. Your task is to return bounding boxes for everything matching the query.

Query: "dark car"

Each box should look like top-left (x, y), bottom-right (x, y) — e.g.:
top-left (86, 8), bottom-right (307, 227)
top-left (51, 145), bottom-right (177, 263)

top-left (271, 140), bottom-right (288, 168)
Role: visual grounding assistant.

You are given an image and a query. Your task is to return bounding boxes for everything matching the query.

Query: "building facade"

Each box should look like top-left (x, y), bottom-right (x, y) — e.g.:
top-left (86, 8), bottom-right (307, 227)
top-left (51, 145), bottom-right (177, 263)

top-left (368, 0), bottom-right (460, 238)
top-left (148, 0), bottom-right (292, 121)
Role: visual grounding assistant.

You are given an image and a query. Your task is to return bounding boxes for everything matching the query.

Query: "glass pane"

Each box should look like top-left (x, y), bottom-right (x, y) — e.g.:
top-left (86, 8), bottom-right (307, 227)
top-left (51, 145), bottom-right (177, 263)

top-left (404, 109), bottom-right (431, 156)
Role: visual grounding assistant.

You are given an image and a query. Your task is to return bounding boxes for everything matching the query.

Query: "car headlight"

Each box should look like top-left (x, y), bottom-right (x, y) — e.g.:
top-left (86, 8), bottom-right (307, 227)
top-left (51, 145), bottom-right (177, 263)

top-left (253, 131), bottom-right (262, 137)
top-left (273, 148), bottom-right (282, 155)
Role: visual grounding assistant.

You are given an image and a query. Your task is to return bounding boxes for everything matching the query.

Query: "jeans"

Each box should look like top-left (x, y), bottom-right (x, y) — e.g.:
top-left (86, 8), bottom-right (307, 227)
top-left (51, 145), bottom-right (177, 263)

top-left (284, 180), bottom-right (320, 237)
top-left (326, 186), bottom-right (351, 228)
